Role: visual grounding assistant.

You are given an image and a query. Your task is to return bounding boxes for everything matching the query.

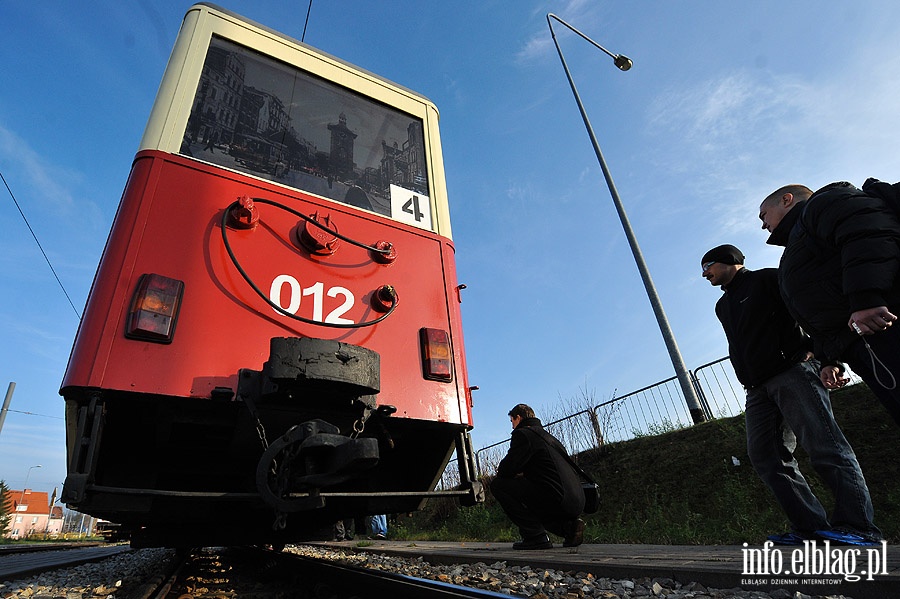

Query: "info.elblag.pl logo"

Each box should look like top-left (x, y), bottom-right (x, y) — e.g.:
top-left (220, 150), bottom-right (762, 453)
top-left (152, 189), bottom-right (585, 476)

top-left (742, 540), bottom-right (889, 583)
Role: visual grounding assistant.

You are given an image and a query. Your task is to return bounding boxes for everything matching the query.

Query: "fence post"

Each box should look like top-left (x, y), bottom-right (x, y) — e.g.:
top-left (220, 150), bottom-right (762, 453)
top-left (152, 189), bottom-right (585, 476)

top-left (589, 408), bottom-right (605, 448)
top-left (690, 370), bottom-right (713, 420)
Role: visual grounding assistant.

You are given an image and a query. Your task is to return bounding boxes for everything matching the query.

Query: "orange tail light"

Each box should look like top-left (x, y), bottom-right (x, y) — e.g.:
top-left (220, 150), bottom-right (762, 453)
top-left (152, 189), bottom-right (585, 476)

top-left (125, 274), bottom-right (185, 343)
top-left (420, 328), bottom-right (453, 382)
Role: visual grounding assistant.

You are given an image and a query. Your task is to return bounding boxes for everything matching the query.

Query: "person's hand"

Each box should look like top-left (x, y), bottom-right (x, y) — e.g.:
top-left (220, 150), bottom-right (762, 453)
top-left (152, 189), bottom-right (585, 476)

top-left (820, 365), bottom-right (849, 389)
top-left (849, 306), bottom-right (897, 335)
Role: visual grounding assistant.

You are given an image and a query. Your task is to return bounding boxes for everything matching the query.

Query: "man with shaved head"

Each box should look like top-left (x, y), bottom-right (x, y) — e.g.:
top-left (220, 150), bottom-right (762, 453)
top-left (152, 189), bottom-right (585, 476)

top-left (760, 180), bottom-right (900, 429)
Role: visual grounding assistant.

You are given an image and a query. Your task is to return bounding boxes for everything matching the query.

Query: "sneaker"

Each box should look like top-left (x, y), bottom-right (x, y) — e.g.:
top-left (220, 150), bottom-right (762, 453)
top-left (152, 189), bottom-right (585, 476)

top-left (563, 518), bottom-right (585, 547)
top-left (815, 528), bottom-right (881, 547)
top-left (375, 533), bottom-right (387, 540)
top-left (767, 531), bottom-right (818, 546)
top-left (512, 534), bottom-right (552, 550)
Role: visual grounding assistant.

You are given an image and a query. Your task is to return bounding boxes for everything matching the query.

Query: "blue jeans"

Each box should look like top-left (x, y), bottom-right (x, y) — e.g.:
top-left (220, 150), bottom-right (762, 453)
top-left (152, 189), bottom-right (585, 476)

top-left (369, 514), bottom-right (387, 537)
top-left (745, 360), bottom-right (879, 537)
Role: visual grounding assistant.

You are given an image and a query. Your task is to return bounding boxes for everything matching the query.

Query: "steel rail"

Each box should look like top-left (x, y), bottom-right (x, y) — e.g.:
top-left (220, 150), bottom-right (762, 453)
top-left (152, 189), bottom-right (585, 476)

top-left (0, 541), bottom-right (103, 555)
top-left (0, 544), bottom-right (132, 581)
top-left (273, 549), bottom-right (514, 599)
top-left (149, 547), bottom-right (513, 599)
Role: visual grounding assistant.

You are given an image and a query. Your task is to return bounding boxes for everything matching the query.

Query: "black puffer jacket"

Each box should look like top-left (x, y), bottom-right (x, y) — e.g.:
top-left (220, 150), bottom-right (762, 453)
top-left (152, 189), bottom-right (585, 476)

top-left (496, 417), bottom-right (584, 516)
top-left (715, 268), bottom-right (811, 388)
top-left (767, 182), bottom-right (900, 361)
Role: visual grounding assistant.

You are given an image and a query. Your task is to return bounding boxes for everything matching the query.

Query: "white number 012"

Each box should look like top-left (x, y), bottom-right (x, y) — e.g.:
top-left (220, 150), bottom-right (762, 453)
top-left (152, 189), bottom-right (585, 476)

top-left (269, 275), bottom-right (355, 324)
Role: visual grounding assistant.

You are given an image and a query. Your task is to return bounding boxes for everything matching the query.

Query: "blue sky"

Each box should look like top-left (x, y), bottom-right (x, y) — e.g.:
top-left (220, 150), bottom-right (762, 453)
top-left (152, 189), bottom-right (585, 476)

top-left (2, 1), bottom-right (900, 499)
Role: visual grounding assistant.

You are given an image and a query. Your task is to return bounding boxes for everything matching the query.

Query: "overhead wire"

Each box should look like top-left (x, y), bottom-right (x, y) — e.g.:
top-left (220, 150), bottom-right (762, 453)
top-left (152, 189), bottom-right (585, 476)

top-left (0, 169), bottom-right (82, 321)
top-left (1, 0), bottom-right (308, 325)
top-left (301, 0), bottom-right (313, 42)
top-left (3, 408), bottom-right (64, 420)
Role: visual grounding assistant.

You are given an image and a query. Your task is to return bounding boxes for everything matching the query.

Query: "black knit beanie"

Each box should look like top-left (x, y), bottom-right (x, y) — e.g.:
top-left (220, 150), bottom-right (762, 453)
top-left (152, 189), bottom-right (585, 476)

top-left (701, 244), bottom-right (745, 266)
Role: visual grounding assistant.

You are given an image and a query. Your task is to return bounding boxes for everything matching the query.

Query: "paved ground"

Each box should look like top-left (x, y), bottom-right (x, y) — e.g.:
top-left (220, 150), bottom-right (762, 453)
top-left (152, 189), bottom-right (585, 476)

top-left (311, 540), bottom-right (900, 598)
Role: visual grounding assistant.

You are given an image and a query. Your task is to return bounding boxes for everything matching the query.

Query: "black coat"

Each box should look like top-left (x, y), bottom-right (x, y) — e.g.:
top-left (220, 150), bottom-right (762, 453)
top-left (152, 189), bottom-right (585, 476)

top-left (767, 182), bottom-right (900, 361)
top-left (496, 418), bottom-right (585, 515)
top-left (715, 268), bottom-right (812, 388)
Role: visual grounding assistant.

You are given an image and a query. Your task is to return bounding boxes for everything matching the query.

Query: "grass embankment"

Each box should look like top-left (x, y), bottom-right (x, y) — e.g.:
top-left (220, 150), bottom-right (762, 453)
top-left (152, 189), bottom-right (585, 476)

top-left (393, 384), bottom-right (900, 545)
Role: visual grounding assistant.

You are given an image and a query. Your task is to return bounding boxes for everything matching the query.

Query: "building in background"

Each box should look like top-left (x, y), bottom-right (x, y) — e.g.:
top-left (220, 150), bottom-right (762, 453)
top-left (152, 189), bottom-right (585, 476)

top-left (3, 488), bottom-right (63, 539)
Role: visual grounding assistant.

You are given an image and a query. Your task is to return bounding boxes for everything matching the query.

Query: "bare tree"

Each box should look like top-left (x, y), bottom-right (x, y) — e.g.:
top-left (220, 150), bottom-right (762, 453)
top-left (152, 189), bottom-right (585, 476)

top-left (540, 385), bottom-right (617, 454)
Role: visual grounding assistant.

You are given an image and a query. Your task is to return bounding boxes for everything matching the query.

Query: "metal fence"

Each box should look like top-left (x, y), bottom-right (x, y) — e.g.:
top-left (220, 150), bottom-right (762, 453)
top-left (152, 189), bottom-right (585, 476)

top-left (465, 355), bottom-right (868, 480)
top-left (471, 356), bottom-right (745, 477)
top-left (447, 356), bottom-right (864, 484)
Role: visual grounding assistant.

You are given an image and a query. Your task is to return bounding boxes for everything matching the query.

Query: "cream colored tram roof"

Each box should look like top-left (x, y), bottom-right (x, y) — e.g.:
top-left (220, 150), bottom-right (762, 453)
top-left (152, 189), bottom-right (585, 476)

top-left (140, 2), bottom-right (452, 238)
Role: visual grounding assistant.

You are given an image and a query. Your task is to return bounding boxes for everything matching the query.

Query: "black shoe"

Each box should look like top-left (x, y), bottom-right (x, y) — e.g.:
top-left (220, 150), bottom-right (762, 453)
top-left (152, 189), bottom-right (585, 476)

top-left (563, 518), bottom-right (585, 547)
top-left (512, 534), bottom-right (552, 550)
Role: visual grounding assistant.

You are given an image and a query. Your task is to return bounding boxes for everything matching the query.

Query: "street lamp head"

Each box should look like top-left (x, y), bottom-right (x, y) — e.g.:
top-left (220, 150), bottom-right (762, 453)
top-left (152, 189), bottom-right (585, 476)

top-left (546, 13), bottom-right (706, 423)
top-left (614, 54), bottom-right (633, 71)
top-left (547, 13), bottom-right (633, 74)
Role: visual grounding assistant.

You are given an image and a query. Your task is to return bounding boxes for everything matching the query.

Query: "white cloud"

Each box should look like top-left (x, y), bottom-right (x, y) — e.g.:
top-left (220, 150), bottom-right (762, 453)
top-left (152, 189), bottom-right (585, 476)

top-left (640, 43), bottom-right (900, 241)
top-left (518, 1), bottom-right (612, 65)
top-left (0, 123), bottom-right (82, 212)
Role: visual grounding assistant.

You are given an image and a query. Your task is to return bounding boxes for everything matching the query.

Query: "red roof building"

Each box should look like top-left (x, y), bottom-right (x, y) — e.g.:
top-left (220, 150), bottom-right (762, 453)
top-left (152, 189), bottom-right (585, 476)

top-left (3, 488), bottom-right (62, 539)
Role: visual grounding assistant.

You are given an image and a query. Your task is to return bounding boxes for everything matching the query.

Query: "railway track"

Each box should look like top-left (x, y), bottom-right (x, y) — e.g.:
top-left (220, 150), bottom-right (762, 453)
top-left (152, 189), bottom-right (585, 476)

top-left (0, 544), bottom-right (134, 581)
top-left (5, 541), bottom-right (889, 598)
top-left (142, 546), bottom-right (515, 599)
top-left (0, 545), bottom-right (516, 599)
top-left (0, 542), bottom-right (104, 555)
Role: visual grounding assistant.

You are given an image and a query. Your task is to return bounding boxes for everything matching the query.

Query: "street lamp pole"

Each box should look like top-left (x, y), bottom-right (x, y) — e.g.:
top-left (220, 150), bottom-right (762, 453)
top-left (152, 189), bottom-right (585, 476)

top-left (20, 464), bottom-right (42, 503)
top-left (546, 13), bottom-right (706, 424)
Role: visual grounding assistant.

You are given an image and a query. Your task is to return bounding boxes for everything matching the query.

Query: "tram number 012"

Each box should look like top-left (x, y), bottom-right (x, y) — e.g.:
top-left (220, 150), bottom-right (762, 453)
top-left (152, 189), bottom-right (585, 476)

top-left (269, 275), bottom-right (354, 324)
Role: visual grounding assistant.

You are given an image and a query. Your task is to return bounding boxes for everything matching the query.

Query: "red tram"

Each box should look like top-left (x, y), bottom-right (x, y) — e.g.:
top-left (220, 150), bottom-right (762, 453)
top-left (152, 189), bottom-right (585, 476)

top-left (60, 3), bottom-right (482, 547)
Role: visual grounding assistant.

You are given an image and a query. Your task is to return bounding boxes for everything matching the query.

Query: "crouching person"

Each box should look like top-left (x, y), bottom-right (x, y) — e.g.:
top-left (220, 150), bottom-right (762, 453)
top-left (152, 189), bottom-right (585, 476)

top-left (491, 404), bottom-right (585, 549)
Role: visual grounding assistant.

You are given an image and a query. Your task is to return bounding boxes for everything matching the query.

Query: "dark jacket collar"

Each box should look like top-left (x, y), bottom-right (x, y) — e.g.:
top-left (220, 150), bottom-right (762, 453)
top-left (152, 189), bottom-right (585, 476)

top-left (766, 200), bottom-right (807, 247)
top-left (516, 417), bottom-right (543, 429)
top-left (722, 266), bottom-right (749, 292)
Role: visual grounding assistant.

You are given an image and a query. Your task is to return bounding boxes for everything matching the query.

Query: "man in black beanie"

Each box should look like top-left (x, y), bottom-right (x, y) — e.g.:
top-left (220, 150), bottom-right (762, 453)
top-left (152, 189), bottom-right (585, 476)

top-left (702, 244), bottom-right (880, 546)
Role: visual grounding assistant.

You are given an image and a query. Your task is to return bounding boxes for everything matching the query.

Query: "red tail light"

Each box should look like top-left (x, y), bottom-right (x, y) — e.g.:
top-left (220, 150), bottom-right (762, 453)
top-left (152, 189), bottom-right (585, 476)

top-left (420, 328), bottom-right (453, 382)
top-left (125, 274), bottom-right (185, 343)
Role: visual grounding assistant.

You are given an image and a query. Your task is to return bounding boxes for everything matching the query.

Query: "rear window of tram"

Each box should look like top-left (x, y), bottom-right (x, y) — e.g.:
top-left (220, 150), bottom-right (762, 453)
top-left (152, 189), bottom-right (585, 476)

top-left (181, 36), bottom-right (432, 228)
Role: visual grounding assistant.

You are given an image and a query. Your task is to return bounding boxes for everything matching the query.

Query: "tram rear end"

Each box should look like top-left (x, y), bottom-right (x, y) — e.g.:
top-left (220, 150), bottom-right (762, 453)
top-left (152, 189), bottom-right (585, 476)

top-left (59, 3), bottom-right (482, 548)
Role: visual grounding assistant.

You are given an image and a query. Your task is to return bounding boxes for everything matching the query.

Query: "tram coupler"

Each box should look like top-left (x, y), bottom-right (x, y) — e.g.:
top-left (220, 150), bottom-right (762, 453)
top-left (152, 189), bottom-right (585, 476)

top-left (256, 419), bottom-right (379, 512)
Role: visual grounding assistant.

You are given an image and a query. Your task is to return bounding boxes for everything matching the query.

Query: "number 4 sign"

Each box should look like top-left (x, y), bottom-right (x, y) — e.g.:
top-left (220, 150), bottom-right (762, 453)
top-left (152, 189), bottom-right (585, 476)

top-left (390, 184), bottom-right (432, 230)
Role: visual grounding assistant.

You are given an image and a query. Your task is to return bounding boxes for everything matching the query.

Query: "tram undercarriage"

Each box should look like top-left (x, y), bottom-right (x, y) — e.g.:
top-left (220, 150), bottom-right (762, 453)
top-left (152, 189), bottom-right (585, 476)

top-left (62, 337), bottom-right (483, 547)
